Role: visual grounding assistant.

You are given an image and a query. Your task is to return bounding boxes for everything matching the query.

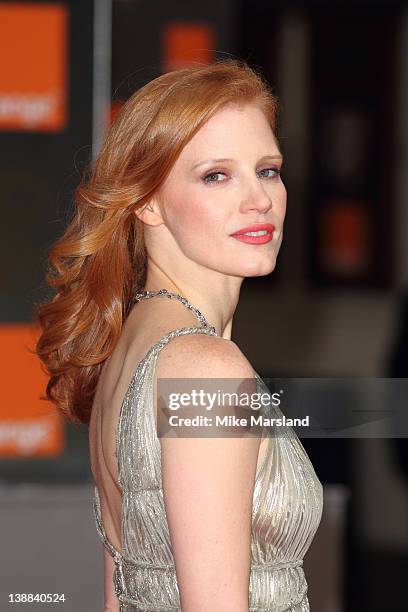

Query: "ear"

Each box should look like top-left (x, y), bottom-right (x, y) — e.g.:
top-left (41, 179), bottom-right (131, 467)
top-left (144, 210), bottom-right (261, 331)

top-left (134, 198), bottom-right (164, 227)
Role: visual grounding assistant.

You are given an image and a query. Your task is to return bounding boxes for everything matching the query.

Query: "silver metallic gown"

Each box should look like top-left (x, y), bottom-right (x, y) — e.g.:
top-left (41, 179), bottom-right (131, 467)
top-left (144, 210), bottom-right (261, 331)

top-left (92, 289), bottom-right (324, 611)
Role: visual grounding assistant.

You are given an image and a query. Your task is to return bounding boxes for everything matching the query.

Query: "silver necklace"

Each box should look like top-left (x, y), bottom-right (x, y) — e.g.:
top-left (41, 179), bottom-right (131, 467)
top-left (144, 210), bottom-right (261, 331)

top-left (133, 287), bottom-right (216, 333)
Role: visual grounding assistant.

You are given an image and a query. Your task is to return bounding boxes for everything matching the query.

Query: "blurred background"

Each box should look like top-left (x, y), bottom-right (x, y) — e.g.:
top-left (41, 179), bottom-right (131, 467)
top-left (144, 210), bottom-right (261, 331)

top-left (1, 0), bottom-right (408, 610)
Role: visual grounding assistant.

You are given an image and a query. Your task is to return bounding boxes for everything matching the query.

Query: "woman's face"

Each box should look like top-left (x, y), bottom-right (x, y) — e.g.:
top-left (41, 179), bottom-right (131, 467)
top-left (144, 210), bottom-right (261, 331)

top-left (154, 102), bottom-right (287, 279)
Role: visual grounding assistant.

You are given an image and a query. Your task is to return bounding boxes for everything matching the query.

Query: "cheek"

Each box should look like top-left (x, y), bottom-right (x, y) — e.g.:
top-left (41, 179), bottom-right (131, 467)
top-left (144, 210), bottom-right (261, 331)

top-left (277, 185), bottom-right (287, 217)
top-left (169, 195), bottom-right (224, 242)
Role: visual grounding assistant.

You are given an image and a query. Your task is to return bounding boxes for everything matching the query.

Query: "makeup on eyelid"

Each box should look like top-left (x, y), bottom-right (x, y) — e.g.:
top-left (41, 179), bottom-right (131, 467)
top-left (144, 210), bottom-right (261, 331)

top-left (191, 153), bottom-right (283, 171)
top-left (202, 166), bottom-right (282, 184)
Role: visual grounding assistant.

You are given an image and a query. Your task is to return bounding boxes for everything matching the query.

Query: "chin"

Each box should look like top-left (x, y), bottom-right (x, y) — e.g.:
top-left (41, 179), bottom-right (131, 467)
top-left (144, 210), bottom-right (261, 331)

top-left (239, 258), bottom-right (277, 278)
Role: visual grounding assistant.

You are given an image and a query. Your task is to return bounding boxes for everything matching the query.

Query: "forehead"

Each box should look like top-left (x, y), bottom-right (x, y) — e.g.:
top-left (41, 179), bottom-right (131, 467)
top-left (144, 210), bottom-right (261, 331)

top-left (177, 103), bottom-right (279, 165)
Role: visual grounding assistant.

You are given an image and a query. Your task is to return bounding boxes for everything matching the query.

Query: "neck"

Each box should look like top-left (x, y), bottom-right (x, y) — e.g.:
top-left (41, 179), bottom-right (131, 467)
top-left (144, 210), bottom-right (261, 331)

top-left (143, 261), bottom-right (242, 340)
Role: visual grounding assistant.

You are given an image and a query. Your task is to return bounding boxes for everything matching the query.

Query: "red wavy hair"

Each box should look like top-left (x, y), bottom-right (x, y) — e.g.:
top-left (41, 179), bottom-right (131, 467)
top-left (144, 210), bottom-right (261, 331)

top-left (33, 58), bottom-right (280, 427)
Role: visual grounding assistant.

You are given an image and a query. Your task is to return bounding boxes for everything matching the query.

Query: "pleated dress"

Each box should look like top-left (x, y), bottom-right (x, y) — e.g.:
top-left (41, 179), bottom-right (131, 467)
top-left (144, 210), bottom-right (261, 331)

top-left (92, 289), bottom-right (324, 611)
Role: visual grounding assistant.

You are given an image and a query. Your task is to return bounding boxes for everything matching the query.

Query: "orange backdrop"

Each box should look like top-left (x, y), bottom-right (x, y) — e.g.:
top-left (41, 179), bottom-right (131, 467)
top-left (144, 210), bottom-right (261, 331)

top-left (0, 323), bottom-right (64, 457)
top-left (0, 2), bottom-right (68, 131)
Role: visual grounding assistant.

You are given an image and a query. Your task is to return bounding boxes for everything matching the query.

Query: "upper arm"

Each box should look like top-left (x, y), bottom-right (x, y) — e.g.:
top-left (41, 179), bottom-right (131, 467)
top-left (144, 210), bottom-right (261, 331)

top-left (157, 337), bottom-right (259, 612)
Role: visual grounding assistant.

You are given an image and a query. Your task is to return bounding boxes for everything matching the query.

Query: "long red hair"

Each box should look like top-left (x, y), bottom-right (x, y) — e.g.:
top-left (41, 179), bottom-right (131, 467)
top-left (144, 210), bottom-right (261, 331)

top-left (33, 58), bottom-right (280, 427)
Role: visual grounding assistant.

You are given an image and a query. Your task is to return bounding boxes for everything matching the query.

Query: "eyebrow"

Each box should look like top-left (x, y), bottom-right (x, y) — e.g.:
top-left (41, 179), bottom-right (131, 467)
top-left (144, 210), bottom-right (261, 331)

top-left (191, 154), bottom-right (283, 170)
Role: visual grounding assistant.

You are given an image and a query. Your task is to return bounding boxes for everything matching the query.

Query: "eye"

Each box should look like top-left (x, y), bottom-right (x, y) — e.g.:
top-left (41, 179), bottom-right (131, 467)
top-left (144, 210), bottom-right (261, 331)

top-left (202, 166), bottom-right (282, 185)
top-left (202, 171), bottom-right (227, 184)
top-left (258, 167), bottom-right (281, 179)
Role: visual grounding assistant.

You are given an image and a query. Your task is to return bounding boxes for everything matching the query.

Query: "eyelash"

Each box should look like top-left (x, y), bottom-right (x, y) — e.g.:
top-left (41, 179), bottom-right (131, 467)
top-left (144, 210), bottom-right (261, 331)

top-left (202, 167), bottom-right (282, 184)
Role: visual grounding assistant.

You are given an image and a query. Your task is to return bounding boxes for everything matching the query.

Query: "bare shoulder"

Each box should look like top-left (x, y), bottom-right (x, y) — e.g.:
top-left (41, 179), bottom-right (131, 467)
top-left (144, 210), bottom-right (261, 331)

top-left (155, 331), bottom-right (255, 380)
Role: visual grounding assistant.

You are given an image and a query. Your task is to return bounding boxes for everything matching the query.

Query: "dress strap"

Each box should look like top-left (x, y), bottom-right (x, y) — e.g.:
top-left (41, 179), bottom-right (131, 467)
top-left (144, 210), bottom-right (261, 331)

top-left (93, 484), bottom-right (120, 558)
top-left (93, 485), bottom-right (129, 599)
top-left (133, 288), bottom-right (216, 334)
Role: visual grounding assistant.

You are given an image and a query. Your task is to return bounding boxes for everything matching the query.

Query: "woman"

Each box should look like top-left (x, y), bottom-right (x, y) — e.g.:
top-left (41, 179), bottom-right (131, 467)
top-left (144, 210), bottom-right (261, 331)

top-left (35, 59), bottom-right (323, 611)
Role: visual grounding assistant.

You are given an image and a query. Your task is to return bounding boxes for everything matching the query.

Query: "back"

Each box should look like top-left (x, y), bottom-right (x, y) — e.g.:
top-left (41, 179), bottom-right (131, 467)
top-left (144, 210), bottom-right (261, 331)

top-left (89, 289), bottom-right (323, 611)
top-left (89, 289), bottom-right (216, 554)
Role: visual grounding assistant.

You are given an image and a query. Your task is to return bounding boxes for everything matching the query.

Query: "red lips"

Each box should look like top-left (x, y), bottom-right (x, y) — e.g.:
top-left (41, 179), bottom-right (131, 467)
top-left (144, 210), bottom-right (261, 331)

top-left (231, 223), bottom-right (275, 236)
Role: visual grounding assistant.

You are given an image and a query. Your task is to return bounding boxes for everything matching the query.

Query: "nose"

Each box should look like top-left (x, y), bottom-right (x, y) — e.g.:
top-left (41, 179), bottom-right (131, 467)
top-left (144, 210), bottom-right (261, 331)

top-left (239, 181), bottom-right (273, 215)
